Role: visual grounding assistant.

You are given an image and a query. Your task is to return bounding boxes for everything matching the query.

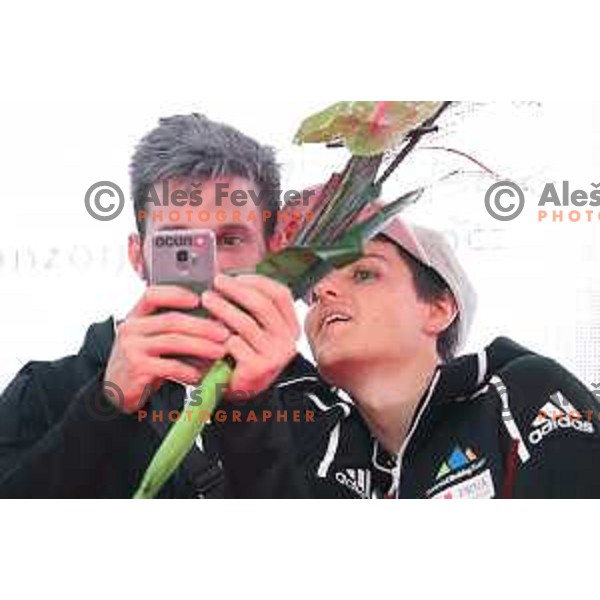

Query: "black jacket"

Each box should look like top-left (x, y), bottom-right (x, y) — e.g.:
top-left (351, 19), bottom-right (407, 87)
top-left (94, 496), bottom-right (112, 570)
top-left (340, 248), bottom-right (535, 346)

top-left (0, 318), bottom-right (337, 498)
top-left (3, 322), bottom-right (598, 499)
top-left (216, 338), bottom-right (600, 498)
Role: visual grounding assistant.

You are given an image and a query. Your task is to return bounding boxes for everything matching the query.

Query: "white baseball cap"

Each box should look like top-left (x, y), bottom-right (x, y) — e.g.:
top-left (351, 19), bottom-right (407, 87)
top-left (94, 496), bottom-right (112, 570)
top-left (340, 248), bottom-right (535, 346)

top-left (372, 213), bottom-right (477, 351)
top-left (277, 188), bottom-right (477, 350)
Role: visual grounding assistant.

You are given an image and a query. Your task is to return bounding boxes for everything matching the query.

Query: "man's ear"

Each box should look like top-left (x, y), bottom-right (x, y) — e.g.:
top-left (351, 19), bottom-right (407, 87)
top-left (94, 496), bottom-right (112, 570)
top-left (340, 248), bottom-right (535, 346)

top-left (128, 233), bottom-right (147, 282)
top-left (268, 229), bottom-right (287, 254)
top-left (268, 215), bottom-right (305, 254)
top-left (423, 291), bottom-right (458, 337)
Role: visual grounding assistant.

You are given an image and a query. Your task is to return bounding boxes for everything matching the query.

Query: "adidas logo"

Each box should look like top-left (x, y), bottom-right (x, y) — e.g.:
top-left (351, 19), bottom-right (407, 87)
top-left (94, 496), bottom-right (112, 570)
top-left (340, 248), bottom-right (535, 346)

top-left (529, 392), bottom-right (594, 445)
top-left (335, 468), bottom-right (372, 499)
top-left (436, 446), bottom-right (479, 480)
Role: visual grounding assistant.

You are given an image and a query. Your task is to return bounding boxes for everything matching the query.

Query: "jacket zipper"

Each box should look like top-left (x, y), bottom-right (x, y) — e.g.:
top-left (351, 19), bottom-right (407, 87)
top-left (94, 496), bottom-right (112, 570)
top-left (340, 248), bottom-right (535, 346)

top-left (390, 370), bottom-right (442, 499)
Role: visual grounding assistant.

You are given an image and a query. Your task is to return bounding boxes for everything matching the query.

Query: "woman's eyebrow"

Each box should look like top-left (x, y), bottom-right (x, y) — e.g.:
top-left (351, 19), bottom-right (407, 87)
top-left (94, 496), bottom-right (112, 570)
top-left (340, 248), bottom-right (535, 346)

top-left (361, 253), bottom-right (389, 263)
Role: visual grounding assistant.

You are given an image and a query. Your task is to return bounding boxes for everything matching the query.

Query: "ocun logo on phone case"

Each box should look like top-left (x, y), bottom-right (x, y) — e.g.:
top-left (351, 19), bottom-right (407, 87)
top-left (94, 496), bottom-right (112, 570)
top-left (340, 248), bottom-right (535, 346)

top-left (151, 229), bottom-right (217, 290)
top-left (154, 236), bottom-right (194, 248)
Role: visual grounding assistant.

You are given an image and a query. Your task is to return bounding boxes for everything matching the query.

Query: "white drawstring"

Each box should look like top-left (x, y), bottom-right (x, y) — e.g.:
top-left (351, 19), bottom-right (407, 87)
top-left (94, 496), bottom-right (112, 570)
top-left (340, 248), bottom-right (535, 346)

top-left (317, 423), bottom-right (341, 478)
top-left (490, 375), bottom-right (531, 464)
top-left (391, 369), bottom-right (442, 498)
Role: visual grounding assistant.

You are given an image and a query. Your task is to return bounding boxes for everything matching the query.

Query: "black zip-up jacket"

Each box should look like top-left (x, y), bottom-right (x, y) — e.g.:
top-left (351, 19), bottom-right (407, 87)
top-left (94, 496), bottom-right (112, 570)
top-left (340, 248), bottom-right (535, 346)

top-left (3, 321), bottom-right (599, 499)
top-left (0, 318), bottom-right (339, 498)
top-left (215, 338), bottom-right (600, 499)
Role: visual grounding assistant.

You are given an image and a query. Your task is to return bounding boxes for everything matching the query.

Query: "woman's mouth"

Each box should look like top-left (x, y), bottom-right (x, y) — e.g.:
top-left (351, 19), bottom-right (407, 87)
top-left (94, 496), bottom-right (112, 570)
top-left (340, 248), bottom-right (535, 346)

top-left (319, 310), bottom-right (353, 334)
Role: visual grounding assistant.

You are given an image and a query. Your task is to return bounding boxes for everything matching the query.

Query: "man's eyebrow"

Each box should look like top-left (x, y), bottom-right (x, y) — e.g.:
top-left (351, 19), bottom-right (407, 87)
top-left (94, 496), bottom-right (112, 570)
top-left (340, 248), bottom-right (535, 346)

top-left (215, 224), bottom-right (256, 235)
top-left (155, 224), bottom-right (254, 233)
top-left (156, 225), bottom-right (193, 232)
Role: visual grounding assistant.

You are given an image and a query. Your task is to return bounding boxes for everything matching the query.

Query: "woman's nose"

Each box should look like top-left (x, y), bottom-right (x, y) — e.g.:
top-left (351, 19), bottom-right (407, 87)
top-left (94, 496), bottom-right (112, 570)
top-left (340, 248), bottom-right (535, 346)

top-left (311, 272), bottom-right (342, 303)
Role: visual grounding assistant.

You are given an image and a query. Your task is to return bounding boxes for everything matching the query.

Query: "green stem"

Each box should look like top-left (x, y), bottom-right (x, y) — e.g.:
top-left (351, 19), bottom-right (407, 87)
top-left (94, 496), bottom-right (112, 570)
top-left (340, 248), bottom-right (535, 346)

top-left (133, 358), bottom-right (234, 499)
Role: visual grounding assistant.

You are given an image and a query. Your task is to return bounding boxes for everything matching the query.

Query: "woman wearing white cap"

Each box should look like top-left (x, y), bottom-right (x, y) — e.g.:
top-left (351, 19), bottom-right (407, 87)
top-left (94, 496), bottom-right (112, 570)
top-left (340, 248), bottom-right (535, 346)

top-left (217, 216), bottom-right (600, 498)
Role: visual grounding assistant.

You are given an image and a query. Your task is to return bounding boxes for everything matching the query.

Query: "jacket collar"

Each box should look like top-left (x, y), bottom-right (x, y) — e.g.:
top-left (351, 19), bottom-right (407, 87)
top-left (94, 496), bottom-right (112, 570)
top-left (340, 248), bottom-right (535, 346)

top-left (78, 317), bottom-right (117, 368)
top-left (432, 337), bottom-right (536, 405)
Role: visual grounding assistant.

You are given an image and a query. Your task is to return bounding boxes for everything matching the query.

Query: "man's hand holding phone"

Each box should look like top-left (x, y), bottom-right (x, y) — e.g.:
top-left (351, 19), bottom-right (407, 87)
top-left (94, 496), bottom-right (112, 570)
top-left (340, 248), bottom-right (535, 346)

top-left (104, 286), bottom-right (230, 414)
top-left (203, 274), bottom-right (301, 400)
top-left (103, 228), bottom-right (301, 414)
top-left (104, 278), bottom-right (301, 414)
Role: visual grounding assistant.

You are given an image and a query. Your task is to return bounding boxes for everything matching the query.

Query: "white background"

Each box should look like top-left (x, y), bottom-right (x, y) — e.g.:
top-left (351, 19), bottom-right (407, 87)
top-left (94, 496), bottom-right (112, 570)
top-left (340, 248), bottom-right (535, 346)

top-left (1, 101), bottom-right (599, 389)
top-left (1, 2), bottom-right (600, 600)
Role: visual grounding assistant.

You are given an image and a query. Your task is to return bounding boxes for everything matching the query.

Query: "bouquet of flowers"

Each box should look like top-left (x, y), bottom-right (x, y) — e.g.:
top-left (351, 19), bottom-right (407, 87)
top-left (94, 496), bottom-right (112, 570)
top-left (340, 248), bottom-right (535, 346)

top-left (134, 101), bottom-right (452, 499)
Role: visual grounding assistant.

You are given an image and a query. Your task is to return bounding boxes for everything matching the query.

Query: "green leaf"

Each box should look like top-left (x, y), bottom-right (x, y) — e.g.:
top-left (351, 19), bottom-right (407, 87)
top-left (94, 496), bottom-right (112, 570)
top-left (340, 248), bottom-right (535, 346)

top-left (133, 358), bottom-right (234, 499)
top-left (340, 187), bottom-right (425, 246)
top-left (256, 241), bottom-right (364, 300)
top-left (294, 101), bottom-right (443, 156)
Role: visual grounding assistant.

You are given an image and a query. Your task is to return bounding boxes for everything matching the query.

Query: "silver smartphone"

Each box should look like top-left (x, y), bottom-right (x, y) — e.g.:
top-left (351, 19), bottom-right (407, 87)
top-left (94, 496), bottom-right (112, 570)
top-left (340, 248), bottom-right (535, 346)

top-left (149, 229), bottom-right (218, 367)
top-left (150, 229), bottom-right (217, 296)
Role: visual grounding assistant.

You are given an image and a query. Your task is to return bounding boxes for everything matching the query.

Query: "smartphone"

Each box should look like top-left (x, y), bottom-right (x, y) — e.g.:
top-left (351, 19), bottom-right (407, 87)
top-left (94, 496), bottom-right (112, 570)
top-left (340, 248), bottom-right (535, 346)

top-left (150, 229), bottom-right (217, 296)
top-left (149, 229), bottom-right (218, 369)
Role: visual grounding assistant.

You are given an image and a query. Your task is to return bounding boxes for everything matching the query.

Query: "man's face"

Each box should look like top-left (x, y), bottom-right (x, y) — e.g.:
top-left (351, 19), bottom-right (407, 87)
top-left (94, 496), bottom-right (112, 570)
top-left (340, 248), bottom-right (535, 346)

top-left (129, 176), bottom-right (268, 278)
top-left (305, 239), bottom-right (451, 384)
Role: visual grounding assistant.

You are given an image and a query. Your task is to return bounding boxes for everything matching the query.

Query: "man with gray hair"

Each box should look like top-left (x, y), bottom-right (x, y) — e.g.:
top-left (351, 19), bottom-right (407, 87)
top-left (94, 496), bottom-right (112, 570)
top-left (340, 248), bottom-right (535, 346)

top-left (0, 113), bottom-right (318, 498)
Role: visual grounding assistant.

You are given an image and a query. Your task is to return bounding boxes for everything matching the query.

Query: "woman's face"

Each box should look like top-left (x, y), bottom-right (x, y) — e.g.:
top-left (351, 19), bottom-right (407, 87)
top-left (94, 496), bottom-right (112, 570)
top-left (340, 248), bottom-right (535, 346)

top-left (305, 239), bottom-right (453, 385)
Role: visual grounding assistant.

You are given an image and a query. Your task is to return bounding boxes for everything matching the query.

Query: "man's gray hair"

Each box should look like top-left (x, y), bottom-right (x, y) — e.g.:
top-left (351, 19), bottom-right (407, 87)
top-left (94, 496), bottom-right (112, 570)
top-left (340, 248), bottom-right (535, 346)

top-left (130, 113), bottom-right (281, 237)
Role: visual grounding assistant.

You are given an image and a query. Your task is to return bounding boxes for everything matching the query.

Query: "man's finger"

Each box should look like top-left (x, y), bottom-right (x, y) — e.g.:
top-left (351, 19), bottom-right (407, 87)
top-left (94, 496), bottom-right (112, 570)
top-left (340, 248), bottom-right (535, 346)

top-left (125, 312), bottom-right (230, 342)
top-left (230, 274), bottom-right (300, 336)
top-left (149, 358), bottom-right (206, 386)
top-left (212, 274), bottom-right (288, 334)
top-left (226, 335), bottom-right (257, 366)
top-left (129, 286), bottom-right (200, 318)
top-left (201, 289), bottom-right (268, 354)
top-left (141, 334), bottom-right (227, 361)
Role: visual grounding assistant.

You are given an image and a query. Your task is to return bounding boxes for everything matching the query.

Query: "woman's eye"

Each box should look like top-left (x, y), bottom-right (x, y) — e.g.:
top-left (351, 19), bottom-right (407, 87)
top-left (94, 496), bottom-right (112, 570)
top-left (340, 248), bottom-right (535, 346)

top-left (353, 268), bottom-right (377, 283)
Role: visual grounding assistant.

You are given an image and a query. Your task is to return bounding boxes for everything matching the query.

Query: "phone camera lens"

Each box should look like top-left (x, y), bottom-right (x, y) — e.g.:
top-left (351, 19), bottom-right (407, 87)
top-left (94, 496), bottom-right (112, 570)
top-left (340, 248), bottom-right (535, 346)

top-left (176, 250), bottom-right (189, 263)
